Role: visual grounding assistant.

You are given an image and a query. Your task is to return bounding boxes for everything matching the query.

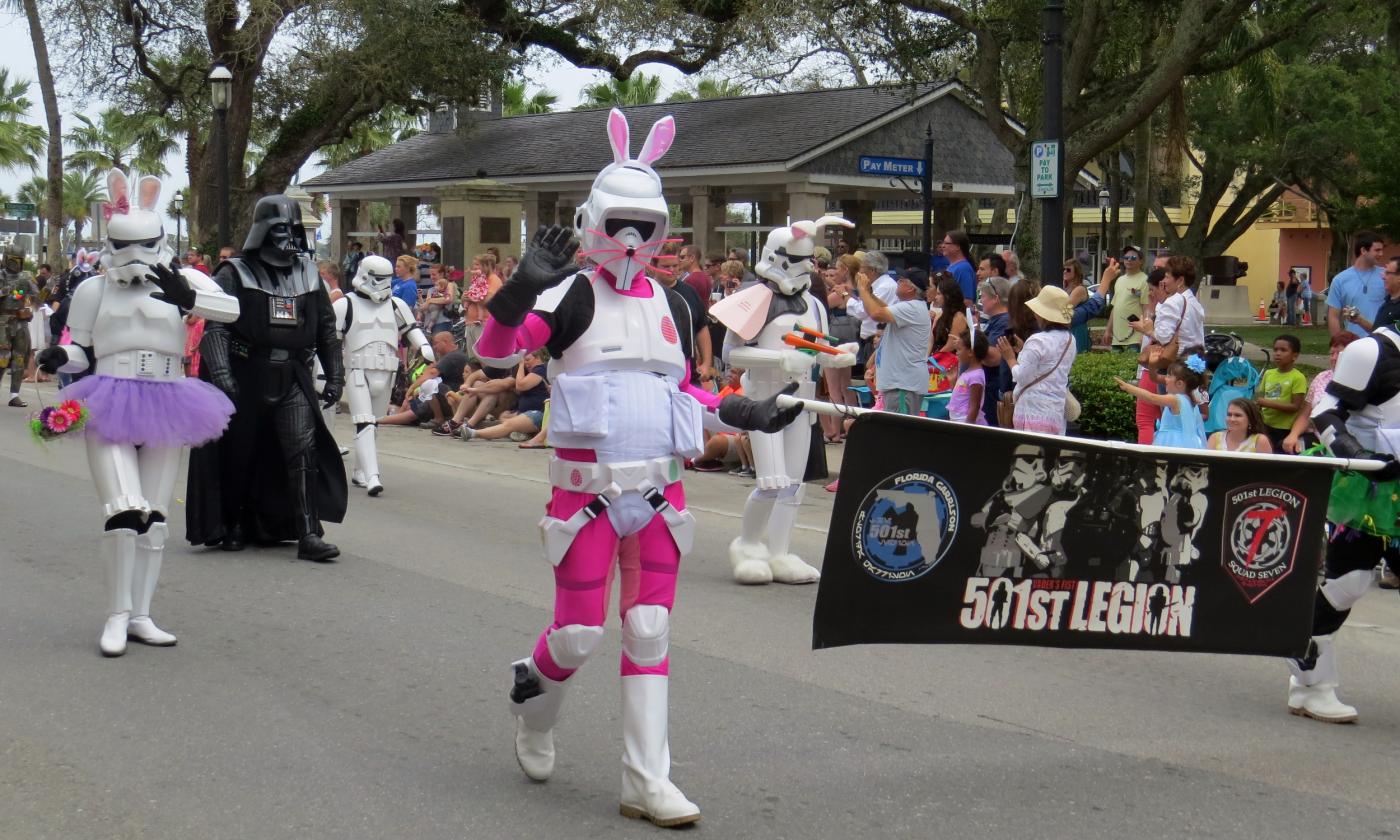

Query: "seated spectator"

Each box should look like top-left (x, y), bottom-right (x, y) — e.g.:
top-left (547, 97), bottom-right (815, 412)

top-left (947, 331), bottom-right (989, 425)
top-left (379, 332), bottom-right (463, 427)
top-left (461, 352), bottom-right (549, 441)
top-left (436, 363), bottom-right (517, 434)
top-left (1282, 332), bottom-right (1356, 453)
top-left (1115, 357), bottom-right (1208, 449)
top-left (1207, 398), bottom-right (1273, 453)
top-left (693, 369), bottom-right (752, 471)
top-left (519, 400), bottom-right (551, 449)
top-left (1256, 334), bottom-right (1307, 450)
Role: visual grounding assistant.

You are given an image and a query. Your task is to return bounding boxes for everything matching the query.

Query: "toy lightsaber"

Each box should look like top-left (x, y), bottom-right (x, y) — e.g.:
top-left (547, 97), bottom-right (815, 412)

top-left (774, 395), bottom-right (1388, 472)
top-left (783, 333), bottom-right (845, 355)
top-left (795, 325), bottom-right (841, 344)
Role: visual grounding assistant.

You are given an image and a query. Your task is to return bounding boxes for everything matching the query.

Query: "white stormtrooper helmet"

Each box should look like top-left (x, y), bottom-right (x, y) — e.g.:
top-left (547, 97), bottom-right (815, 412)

top-left (352, 255), bottom-right (395, 302)
top-left (100, 169), bottom-right (172, 287)
top-left (754, 215), bottom-right (855, 295)
top-left (573, 108), bottom-right (675, 291)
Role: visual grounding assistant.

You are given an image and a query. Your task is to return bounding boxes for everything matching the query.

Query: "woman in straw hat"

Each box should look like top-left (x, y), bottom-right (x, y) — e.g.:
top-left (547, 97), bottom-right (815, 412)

top-left (995, 285), bottom-right (1078, 435)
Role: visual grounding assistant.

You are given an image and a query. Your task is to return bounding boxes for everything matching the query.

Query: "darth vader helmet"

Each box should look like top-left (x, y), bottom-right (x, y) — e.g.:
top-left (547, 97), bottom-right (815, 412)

top-left (243, 195), bottom-right (311, 267)
top-left (352, 255), bottom-right (394, 303)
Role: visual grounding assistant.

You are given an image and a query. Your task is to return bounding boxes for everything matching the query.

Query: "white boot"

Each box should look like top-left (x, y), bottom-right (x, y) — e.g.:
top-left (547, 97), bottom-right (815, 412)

top-left (129, 523), bottom-right (177, 647)
top-left (354, 425), bottom-right (383, 497)
top-left (100, 529), bottom-right (136, 657)
top-left (1287, 635), bottom-right (1358, 723)
top-left (620, 674), bottom-right (700, 827)
top-left (509, 658), bottom-right (567, 781)
top-left (765, 490), bottom-right (819, 584)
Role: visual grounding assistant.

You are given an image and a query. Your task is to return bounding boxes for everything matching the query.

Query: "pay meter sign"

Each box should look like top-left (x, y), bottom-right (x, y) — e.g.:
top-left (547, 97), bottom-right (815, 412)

top-left (1031, 141), bottom-right (1059, 199)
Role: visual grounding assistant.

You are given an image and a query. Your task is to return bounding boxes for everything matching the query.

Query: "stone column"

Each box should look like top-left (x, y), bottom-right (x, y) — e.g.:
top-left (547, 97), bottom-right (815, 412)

top-left (437, 179), bottom-right (527, 264)
top-left (785, 182), bottom-right (830, 225)
top-left (689, 186), bottom-right (717, 258)
top-left (397, 197), bottom-right (419, 250)
top-left (330, 198), bottom-right (359, 263)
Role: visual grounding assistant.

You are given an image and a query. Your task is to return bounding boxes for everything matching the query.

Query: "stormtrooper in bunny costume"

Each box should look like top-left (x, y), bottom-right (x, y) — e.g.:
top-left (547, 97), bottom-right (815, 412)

top-left (333, 254), bottom-right (434, 496)
top-left (37, 170), bottom-right (239, 656)
top-left (475, 108), bottom-right (803, 827)
top-left (711, 217), bottom-right (859, 584)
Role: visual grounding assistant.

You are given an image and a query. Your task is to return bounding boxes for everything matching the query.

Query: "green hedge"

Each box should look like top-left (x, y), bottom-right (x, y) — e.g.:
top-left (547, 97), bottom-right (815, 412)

top-left (1068, 350), bottom-right (1140, 441)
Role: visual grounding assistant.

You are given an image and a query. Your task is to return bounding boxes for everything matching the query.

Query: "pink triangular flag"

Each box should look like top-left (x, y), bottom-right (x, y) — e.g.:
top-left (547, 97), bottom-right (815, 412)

top-left (709, 283), bottom-right (774, 342)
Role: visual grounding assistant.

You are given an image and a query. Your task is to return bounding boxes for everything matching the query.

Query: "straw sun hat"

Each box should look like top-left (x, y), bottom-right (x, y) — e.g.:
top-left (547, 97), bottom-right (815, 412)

top-left (1025, 285), bottom-right (1073, 324)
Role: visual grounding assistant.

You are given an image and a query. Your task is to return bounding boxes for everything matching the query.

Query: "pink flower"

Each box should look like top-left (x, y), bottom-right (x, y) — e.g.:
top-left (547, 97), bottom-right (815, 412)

top-left (58, 400), bottom-right (82, 423)
top-left (46, 410), bottom-right (72, 433)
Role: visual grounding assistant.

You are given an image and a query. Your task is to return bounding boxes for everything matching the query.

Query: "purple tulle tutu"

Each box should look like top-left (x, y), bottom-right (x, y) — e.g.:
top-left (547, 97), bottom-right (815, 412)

top-left (61, 375), bottom-right (235, 447)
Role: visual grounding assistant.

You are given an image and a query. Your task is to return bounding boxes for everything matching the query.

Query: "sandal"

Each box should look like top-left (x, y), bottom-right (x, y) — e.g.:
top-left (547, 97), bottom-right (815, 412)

top-left (518, 442), bottom-right (550, 449)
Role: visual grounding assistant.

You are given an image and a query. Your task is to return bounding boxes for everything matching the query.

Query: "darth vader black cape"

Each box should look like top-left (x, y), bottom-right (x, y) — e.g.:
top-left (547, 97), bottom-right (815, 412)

top-left (184, 258), bottom-right (347, 546)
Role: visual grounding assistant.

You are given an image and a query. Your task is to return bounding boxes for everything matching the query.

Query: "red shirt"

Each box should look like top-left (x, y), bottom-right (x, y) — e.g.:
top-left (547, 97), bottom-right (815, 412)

top-left (683, 270), bottom-right (713, 311)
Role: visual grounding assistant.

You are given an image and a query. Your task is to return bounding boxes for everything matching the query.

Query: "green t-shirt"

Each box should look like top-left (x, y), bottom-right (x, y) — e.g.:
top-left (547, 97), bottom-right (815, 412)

top-left (1108, 271), bottom-right (1148, 345)
top-left (1257, 367), bottom-right (1308, 430)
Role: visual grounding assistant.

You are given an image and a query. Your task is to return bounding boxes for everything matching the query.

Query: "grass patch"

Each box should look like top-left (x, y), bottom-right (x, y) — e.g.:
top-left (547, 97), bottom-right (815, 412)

top-left (1206, 324), bottom-right (1331, 356)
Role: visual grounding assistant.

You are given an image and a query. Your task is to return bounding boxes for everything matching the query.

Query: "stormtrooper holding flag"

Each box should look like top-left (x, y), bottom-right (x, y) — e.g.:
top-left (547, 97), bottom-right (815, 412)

top-left (333, 255), bottom-right (434, 497)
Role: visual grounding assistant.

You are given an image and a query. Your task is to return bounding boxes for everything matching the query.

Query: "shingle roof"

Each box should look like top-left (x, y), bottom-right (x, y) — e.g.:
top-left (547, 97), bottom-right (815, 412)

top-left (304, 82), bottom-right (973, 188)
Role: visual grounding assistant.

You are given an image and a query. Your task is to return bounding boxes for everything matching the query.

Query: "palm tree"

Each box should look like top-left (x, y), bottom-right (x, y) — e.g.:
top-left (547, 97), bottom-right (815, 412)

top-left (66, 107), bottom-right (178, 175)
top-left (0, 68), bottom-right (46, 172)
top-left (503, 81), bottom-right (559, 116)
top-left (62, 169), bottom-right (105, 250)
top-left (317, 106), bottom-right (420, 170)
top-left (666, 78), bottom-right (749, 103)
top-left (14, 0), bottom-right (64, 269)
top-left (576, 74), bottom-right (664, 109)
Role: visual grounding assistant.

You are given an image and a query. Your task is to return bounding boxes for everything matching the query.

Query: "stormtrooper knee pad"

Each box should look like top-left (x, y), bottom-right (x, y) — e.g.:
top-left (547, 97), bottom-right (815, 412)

top-left (621, 604), bottom-right (670, 667)
top-left (777, 483), bottom-right (806, 506)
top-left (546, 623), bottom-right (606, 670)
top-left (137, 519), bottom-right (168, 551)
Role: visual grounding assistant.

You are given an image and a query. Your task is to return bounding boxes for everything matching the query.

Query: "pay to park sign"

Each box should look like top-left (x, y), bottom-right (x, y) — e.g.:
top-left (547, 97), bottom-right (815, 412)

top-left (812, 413), bottom-right (1332, 657)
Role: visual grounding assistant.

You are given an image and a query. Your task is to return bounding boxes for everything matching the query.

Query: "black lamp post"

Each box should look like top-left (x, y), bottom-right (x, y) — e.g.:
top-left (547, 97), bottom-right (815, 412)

top-left (172, 190), bottom-right (184, 258)
top-left (1098, 187), bottom-right (1110, 280)
top-left (1039, 0), bottom-right (1065, 286)
top-left (209, 64), bottom-right (233, 249)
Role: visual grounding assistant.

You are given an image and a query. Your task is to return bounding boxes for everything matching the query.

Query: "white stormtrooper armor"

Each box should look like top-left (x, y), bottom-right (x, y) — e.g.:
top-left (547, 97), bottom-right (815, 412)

top-left (42, 170), bottom-right (239, 656)
top-left (718, 217), bottom-right (858, 585)
top-left (332, 255), bottom-right (433, 496)
top-left (572, 114), bottom-right (674, 291)
top-left (1287, 326), bottom-right (1400, 723)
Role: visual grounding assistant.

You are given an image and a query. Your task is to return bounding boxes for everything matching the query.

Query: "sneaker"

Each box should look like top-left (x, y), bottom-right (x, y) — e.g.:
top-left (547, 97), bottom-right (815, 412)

top-left (692, 459), bottom-right (726, 472)
top-left (509, 431), bottom-right (530, 442)
top-left (733, 467), bottom-right (756, 479)
top-left (1381, 565), bottom-right (1400, 590)
top-left (432, 421), bottom-right (462, 437)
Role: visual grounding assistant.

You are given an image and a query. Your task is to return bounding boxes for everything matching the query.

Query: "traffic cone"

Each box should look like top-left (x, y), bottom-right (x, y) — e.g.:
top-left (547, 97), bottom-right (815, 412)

top-left (1257, 298), bottom-right (1267, 322)
top-left (1302, 305), bottom-right (1312, 326)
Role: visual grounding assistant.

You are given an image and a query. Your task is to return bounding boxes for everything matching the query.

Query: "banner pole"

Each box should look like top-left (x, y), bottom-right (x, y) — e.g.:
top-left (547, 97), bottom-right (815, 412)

top-left (777, 395), bottom-right (1387, 473)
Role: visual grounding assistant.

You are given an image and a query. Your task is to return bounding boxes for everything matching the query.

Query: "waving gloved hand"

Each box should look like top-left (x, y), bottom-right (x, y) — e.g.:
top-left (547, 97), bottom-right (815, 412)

top-left (487, 225), bottom-right (580, 327)
top-left (147, 261), bottom-right (197, 310)
top-left (718, 381), bottom-right (805, 434)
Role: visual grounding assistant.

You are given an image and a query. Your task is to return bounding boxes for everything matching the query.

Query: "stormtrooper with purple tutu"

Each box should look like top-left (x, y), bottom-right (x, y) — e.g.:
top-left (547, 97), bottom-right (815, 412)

top-left (38, 170), bottom-right (239, 657)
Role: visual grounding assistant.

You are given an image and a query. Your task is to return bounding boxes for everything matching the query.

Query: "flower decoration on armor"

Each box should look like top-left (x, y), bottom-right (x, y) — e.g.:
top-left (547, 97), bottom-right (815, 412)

top-left (1185, 354), bottom-right (1207, 374)
top-left (101, 195), bottom-right (131, 222)
top-left (29, 399), bottom-right (89, 442)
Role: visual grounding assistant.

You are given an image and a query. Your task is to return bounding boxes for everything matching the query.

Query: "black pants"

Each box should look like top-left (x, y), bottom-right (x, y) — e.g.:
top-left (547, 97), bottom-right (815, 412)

top-left (221, 381), bottom-right (318, 527)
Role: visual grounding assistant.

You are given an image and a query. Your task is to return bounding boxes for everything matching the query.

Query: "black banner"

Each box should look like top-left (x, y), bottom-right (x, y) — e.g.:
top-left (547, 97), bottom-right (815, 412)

top-left (813, 413), bottom-right (1334, 657)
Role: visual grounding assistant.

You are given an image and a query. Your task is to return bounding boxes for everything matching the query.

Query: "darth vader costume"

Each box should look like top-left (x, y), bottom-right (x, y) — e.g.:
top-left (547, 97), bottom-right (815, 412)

top-left (185, 195), bottom-right (347, 561)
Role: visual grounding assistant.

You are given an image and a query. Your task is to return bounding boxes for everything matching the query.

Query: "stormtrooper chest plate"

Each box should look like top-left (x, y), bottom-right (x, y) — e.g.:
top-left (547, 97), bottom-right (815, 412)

top-left (345, 298), bottom-right (399, 353)
top-left (91, 280), bottom-right (186, 358)
top-left (558, 276), bottom-right (686, 379)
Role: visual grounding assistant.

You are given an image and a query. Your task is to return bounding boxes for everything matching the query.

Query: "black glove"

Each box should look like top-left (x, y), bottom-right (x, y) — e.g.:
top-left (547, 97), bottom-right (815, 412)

top-left (487, 225), bottom-right (580, 327)
top-left (717, 381), bottom-right (804, 434)
top-left (36, 346), bottom-right (66, 374)
top-left (321, 381), bottom-right (343, 408)
top-left (1369, 452), bottom-right (1400, 482)
top-left (148, 261), bottom-right (196, 310)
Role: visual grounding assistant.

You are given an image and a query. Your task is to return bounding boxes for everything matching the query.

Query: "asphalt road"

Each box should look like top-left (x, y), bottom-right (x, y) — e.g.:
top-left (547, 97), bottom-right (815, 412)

top-left (2, 383), bottom-right (1399, 839)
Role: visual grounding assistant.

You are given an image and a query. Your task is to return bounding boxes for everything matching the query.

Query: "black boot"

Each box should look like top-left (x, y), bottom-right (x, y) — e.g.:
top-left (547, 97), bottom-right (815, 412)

top-left (220, 522), bottom-right (245, 552)
top-left (292, 467), bottom-right (339, 562)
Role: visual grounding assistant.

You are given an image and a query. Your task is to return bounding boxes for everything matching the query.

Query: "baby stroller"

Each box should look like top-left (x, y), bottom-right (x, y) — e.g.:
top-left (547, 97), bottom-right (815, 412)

top-left (1201, 331), bottom-right (1245, 373)
top-left (1205, 351), bottom-right (1262, 434)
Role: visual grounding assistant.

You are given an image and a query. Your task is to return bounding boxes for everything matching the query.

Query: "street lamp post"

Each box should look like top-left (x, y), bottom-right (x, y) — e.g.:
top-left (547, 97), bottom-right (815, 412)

top-left (1098, 187), bottom-right (1110, 281)
top-left (172, 190), bottom-right (184, 258)
top-left (1039, 0), bottom-right (1065, 286)
top-left (208, 64), bottom-right (233, 250)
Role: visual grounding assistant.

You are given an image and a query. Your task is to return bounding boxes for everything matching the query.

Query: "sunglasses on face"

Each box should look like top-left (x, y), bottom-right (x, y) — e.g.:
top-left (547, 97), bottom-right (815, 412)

top-left (1122, 255), bottom-right (1141, 261)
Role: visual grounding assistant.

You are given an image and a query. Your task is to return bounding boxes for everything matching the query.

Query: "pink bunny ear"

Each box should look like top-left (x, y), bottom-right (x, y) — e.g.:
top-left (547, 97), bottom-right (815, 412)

top-left (107, 170), bottom-right (129, 208)
top-left (638, 116), bottom-right (675, 165)
top-left (607, 109), bottom-right (630, 164)
top-left (136, 175), bottom-right (161, 212)
top-left (790, 225), bottom-right (808, 239)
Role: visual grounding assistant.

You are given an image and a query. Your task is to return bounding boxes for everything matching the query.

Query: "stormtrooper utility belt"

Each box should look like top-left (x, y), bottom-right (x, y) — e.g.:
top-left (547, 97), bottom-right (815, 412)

top-left (538, 456), bottom-right (695, 566)
top-left (95, 349), bottom-right (183, 382)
